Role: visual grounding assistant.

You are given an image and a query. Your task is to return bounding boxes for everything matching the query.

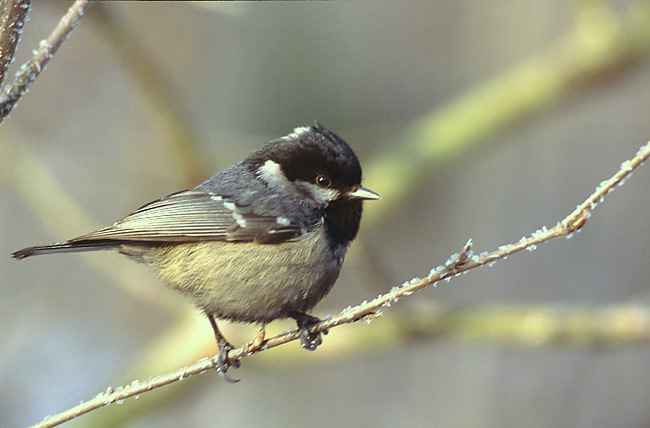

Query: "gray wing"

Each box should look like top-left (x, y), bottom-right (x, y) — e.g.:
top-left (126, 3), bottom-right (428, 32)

top-left (12, 185), bottom-right (313, 260)
top-left (72, 190), bottom-right (305, 244)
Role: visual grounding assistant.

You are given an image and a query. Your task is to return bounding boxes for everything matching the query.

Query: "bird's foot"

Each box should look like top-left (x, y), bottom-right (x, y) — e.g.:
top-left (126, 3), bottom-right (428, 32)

top-left (215, 342), bottom-right (240, 383)
top-left (291, 312), bottom-right (325, 351)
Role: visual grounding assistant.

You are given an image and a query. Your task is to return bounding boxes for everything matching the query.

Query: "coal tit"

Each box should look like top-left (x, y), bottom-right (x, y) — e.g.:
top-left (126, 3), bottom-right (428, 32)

top-left (12, 122), bottom-right (379, 381)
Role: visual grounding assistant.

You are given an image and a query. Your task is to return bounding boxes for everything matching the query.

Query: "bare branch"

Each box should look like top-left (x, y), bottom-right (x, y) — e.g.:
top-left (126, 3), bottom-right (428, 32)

top-left (29, 141), bottom-right (650, 428)
top-left (0, 0), bottom-right (91, 123)
top-left (0, 0), bottom-right (30, 87)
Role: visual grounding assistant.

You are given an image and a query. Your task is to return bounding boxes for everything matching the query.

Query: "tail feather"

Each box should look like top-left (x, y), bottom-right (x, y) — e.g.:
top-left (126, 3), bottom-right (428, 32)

top-left (11, 241), bottom-right (118, 259)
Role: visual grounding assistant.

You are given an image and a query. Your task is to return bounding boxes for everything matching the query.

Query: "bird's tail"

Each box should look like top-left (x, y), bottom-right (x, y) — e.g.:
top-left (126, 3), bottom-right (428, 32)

top-left (11, 241), bottom-right (117, 259)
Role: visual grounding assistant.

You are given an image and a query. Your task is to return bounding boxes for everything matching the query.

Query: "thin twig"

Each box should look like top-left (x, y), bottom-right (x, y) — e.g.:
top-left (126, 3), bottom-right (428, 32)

top-left (29, 141), bottom-right (650, 428)
top-left (0, 0), bottom-right (91, 123)
top-left (0, 0), bottom-right (30, 87)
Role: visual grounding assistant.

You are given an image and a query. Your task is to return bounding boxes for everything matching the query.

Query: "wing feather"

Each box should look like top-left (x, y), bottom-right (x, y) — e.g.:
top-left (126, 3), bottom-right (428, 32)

top-left (71, 190), bottom-right (303, 244)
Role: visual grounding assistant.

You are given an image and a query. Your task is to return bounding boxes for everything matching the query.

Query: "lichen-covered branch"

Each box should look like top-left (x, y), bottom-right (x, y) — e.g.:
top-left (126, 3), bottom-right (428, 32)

top-left (29, 141), bottom-right (650, 428)
top-left (0, 0), bottom-right (90, 123)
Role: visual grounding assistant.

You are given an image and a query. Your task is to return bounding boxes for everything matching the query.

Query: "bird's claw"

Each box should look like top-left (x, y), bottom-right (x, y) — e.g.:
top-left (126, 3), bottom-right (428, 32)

top-left (216, 344), bottom-right (240, 383)
top-left (299, 327), bottom-right (322, 351)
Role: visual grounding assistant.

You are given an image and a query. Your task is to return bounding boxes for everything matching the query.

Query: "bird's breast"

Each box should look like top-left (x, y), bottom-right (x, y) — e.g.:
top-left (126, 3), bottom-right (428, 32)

top-left (140, 226), bottom-right (346, 323)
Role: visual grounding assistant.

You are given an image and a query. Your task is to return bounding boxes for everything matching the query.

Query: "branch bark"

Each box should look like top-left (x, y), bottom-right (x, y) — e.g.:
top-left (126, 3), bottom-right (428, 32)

top-left (29, 141), bottom-right (650, 428)
top-left (0, 0), bottom-right (30, 87)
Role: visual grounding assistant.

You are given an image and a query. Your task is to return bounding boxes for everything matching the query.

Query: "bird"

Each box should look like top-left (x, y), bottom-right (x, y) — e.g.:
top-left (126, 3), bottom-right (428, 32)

top-left (12, 122), bottom-right (379, 382)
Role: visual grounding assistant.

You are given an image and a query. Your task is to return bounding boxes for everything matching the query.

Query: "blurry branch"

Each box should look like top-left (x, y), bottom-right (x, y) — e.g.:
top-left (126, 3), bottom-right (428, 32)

top-left (0, 0), bottom-right (30, 87)
top-left (30, 141), bottom-right (650, 428)
top-left (1, 0), bottom-right (204, 308)
top-left (87, 3), bottom-right (208, 186)
top-left (0, 128), bottom-right (175, 309)
top-left (0, 0), bottom-right (91, 123)
top-left (362, 3), bottom-right (650, 225)
top-left (398, 301), bottom-right (650, 347)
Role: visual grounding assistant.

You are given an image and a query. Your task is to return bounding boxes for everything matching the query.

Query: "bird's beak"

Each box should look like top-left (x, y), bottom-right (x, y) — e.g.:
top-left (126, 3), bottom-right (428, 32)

top-left (347, 186), bottom-right (381, 200)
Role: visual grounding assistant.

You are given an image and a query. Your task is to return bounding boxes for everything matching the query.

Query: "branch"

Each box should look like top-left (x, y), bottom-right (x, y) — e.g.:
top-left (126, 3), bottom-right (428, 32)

top-left (0, 0), bottom-right (30, 87)
top-left (0, 0), bottom-right (91, 123)
top-left (29, 140), bottom-right (650, 428)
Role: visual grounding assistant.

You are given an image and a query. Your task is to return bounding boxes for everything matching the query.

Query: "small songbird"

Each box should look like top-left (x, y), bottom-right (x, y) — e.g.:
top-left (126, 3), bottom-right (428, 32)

top-left (12, 122), bottom-right (379, 381)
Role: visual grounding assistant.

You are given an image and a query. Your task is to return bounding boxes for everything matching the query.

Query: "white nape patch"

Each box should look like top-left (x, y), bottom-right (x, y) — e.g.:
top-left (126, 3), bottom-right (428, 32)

top-left (257, 158), bottom-right (339, 205)
top-left (232, 212), bottom-right (247, 228)
top-left (257, 160), bottom-right (287, 188)
top-left (223, 201), bottom-right (236, 211)
top-left (280, 126), bottom-right (311, 141)
top-left (210, 195), bottom-right (222, 201)
top-left (276, 216), bottom-right (290, 226)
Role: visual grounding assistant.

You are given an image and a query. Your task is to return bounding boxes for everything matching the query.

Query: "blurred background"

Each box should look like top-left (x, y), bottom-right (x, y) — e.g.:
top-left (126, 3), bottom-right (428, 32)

top-left (2, 1), bottom-right (650, 427)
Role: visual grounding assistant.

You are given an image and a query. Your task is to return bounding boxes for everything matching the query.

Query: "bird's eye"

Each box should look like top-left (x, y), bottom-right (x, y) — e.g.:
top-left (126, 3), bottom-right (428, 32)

top-left (315, 174), bottom-right (331, 188)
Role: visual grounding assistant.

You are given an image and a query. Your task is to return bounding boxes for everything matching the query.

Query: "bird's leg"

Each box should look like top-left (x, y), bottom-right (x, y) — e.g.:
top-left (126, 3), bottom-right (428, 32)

top-left (206, 313), bottom-right (240, 383)
top-left (243, 324), bottom-right (266, 355)
top-left (289, 311), bottom-right (325, 351)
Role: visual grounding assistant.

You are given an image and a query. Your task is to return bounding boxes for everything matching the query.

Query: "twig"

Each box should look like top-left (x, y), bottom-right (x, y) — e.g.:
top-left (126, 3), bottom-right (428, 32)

top-left (29, 141), bottom-right (650, 428)
top-left (0, 0), bottom-right (30, 87)
top-left (0, 0), bottom-right (91, 123)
